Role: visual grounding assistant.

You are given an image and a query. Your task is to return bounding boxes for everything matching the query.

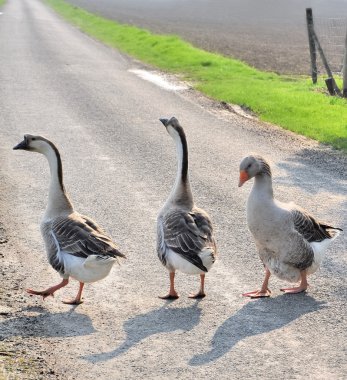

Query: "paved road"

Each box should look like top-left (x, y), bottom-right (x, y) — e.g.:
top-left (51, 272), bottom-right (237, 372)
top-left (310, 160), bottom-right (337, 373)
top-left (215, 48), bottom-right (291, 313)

top-left (0, 0), bottom-right (346, 379)
top-left (65, 0), bottom-right (347, 74)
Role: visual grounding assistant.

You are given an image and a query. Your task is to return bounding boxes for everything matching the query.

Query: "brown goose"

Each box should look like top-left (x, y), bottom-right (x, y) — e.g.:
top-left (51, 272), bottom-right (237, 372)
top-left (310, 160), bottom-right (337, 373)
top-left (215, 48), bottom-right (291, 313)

top-left (157, 117), bottom-right (217, 299)
top-left (239, 154), bottom-right (342, 298)
top-left (14, 135), bottom-right (125, 304)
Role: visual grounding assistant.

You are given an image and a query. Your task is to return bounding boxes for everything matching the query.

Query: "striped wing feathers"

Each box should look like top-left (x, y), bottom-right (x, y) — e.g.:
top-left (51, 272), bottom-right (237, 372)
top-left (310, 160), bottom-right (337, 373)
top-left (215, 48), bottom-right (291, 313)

top-left (51, 213), bottom-right (125, 259)
top-left (291, 207), bottom-right (336, 243)
top-left (162, 208), bottom-right (215, 271)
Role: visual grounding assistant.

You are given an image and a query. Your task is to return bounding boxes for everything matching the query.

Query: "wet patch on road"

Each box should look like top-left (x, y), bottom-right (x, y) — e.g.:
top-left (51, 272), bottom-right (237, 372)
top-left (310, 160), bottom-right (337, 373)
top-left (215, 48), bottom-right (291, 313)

top-left (129, 69), bottom-right (189, 91)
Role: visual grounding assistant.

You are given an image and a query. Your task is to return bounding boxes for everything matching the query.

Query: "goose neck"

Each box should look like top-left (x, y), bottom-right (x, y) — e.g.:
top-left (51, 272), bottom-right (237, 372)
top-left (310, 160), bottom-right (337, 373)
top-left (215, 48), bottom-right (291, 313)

top-left (43, 145), bottom-right (73, 218)
top-left (167, 131), bottom-right (193, 208)
top-left (253, 173), bottom-right (274, 199)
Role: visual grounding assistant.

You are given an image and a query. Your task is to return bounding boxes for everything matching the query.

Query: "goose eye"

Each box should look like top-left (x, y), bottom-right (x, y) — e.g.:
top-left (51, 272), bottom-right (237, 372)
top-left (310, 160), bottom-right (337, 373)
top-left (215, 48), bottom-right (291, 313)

top-left (31, 138), bottom-right (36, 141)
top-left (247, 163), bottom-right (252, 169)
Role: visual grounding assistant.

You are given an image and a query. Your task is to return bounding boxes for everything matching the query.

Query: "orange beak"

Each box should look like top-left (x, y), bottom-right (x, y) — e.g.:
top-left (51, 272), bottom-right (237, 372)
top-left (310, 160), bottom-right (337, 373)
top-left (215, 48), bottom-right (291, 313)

top-left (238, 170), bottom-right (249, 187)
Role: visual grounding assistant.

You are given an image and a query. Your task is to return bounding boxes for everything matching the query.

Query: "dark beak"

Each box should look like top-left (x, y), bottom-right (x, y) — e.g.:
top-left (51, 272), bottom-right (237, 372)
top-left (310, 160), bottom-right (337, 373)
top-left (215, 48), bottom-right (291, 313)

top-left (13, 139), bottom-right (28, 150)
top-left (159, 118), bottom-right (169, 127)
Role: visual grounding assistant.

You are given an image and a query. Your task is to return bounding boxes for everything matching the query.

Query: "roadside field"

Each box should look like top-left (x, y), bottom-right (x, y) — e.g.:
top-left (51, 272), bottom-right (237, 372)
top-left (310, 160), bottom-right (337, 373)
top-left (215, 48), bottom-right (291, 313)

top-left (46, 0), bottom-right (347, 151)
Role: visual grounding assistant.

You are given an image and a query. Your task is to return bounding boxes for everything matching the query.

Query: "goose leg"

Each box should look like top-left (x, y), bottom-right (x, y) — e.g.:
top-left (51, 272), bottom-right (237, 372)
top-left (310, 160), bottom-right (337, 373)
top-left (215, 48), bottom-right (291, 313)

top-left (63, 282), bottom-right (85, 305)
top-left (280, 270), bottom-right (308, 294)
top-left (242, 268), bottom-right (271, 298)
top-left (159, 272), bottom-right (179, 300)
top-left (26, 278), bottom-right (69, 300)
top-left (189, 274), bottom-right (206, 299)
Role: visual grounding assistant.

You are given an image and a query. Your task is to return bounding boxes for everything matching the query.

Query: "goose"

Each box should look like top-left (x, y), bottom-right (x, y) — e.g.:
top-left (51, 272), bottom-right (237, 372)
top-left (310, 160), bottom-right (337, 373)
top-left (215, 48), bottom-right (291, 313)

top-left (238, 154), bottom-right (342, 298)
top-left (13, 135), bottom-right (125, 304)
top-left (157, 117), bottom-right (217, 299)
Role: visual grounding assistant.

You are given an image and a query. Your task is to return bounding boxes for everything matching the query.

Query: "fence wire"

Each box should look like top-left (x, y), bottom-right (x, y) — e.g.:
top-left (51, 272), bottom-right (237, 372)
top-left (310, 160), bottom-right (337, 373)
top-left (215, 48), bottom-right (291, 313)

top-left (314, 17), bottom-right (347, 75)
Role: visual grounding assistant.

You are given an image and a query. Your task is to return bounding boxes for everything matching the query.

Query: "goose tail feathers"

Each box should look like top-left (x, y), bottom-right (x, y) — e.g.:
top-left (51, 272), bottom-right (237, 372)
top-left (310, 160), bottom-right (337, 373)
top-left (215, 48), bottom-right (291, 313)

top-left (322, 224), bottom-right (343, 240)
top-left (110, 248), bottom-right (127, 259)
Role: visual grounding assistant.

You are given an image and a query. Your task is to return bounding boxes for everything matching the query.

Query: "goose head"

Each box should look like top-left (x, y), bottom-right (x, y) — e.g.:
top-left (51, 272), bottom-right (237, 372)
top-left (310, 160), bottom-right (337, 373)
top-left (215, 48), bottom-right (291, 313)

top-left (239, 154), bottom-right (272, 187)
top-left (13, 135), bottom-right (56, 155)
top-left (159, 117), bottom-right (185, 141)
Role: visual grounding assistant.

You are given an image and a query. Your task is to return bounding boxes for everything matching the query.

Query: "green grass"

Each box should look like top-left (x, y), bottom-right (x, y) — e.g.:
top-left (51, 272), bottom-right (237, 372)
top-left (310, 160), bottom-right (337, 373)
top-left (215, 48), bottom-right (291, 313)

top-left (45, 0), bottom-right (347, 151)
top-left (0, 0), bottom-right (5, 7)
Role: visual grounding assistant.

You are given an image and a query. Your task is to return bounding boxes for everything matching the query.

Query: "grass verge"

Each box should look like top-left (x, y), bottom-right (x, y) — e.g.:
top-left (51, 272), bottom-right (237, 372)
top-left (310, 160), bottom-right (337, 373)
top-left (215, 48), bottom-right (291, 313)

top-left (45, 0), bottom-right (347, 151)
top-left (0, 0), bottom-right (5, 7)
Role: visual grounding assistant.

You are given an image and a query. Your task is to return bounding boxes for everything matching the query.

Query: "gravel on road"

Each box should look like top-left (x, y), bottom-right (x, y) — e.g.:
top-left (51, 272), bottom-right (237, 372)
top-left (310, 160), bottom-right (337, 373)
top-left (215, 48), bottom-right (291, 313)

top-left (0, 0), bottom-right (346, 379)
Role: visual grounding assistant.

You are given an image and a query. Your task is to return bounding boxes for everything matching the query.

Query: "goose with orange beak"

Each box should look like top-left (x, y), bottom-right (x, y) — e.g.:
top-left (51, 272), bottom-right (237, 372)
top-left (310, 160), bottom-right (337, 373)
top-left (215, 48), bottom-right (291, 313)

top-left (238, 154), bottom-right (342, 298)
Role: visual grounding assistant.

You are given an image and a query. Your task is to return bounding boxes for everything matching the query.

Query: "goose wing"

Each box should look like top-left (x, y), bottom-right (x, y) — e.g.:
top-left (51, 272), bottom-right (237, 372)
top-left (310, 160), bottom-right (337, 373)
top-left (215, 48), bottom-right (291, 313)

top-left (50, 213), bottom-right (125, 259)
top-left (161, 208), bottom-right (216, 272)
top-left (291, 206), bottom-right (337, 243)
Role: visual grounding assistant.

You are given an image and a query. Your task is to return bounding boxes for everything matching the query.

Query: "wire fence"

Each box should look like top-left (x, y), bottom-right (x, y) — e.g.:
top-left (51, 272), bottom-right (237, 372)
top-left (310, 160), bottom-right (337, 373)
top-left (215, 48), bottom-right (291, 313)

top-left (314, 17), bottom-right (347, 75)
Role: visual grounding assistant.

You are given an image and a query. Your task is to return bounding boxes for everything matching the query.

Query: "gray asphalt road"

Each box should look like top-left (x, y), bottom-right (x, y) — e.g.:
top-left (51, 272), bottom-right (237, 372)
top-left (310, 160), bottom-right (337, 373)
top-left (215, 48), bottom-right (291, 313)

top-left (65, 0), bottom-right (347, 74)
top-left (0, 0), bottom-right (346, 379)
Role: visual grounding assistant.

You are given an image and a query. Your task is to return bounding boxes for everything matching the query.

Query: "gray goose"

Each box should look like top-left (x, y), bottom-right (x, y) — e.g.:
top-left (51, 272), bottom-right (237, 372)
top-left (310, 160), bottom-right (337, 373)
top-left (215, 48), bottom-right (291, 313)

top-left (157, 117), bottom-right (217, 299)
top-left (14, 135), bottom-right (125, 304)
top-left (239, 154), bottom-right (342, 298)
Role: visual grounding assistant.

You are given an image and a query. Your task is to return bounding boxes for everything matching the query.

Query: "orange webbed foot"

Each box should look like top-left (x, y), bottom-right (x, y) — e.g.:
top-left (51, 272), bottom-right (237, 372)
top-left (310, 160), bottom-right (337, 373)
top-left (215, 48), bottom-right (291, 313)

top-left (280, 286), bottom-right (307, 294)
top-left (158, 293), bottom-right (179, 300)
top-left (242, 289), bottom-right (271, 298)
top-left (62, 298), bottom-right (83, 305)
top-left (26, 288), bottom-right (54, 300)
top-left (188, 292), bottom-right (206, 299)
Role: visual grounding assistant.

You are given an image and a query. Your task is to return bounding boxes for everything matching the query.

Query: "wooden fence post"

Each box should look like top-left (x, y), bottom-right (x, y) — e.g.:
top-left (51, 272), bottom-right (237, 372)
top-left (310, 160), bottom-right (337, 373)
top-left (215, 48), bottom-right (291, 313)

top-left (306, 8), bottom-right (317, 84)
top-left (325, 78), bottom-right (335, 95)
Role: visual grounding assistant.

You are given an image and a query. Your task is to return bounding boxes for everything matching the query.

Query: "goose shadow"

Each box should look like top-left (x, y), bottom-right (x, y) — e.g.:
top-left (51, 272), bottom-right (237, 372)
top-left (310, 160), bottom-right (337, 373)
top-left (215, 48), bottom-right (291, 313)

top-left (189, 294), bottom-right (326, 366)
top-left (0, 305), bottom-right (96, 339)
top-left (82, 301), bottom-right (202, 363)
top-left (275, 148), bottom-right (347, 197)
